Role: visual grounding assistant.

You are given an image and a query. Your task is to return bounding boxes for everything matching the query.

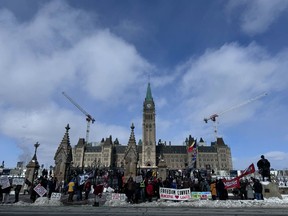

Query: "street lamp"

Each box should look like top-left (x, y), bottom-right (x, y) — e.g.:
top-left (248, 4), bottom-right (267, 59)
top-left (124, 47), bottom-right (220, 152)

top-left (34, 142), bottom-right (40, 155)
top-left (31, 142), bottom-right (40, 187)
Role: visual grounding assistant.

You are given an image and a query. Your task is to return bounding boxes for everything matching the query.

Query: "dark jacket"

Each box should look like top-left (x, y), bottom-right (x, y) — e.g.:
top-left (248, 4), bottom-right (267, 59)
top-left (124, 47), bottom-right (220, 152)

top-left (253, 180), bottom-right (263, 193)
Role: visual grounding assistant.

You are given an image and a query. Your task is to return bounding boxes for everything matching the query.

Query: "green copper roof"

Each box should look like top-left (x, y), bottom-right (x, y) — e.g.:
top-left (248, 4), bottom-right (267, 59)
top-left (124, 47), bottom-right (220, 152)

top-left (145, 83), bottom-right (153, 101)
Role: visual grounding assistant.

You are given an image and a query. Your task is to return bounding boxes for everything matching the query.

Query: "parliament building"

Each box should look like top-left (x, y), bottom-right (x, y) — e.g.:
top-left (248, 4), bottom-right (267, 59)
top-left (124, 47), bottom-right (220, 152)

top-left (54, 83), bottom-right (233, 182)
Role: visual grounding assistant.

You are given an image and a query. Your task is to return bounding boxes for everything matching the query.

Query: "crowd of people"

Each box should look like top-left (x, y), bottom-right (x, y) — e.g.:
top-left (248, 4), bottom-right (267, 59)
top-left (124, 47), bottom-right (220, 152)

top-left (63, 169), bottom-right (265, 204)
top-left (232, 178), bottom-right (263, 200)
top-left (0, 155), bottom-right (270, 204)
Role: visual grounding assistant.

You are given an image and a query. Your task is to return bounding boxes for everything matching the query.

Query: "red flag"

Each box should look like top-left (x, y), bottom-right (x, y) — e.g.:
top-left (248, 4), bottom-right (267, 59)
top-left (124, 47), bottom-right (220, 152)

top-left (187, 141), bottom-right (195, 153)
top-left (239, 163), bottom-right (255, 178)
top-left (223, 177), bottom-right (240, 189)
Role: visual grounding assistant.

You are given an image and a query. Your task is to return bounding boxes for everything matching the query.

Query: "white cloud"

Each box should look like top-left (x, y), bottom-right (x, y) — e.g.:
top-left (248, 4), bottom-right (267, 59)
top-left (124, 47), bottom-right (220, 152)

top-left (71, 30), bottom-right (151, 102)
top-left (227, 0), bottom-right (288, 35)
top-left (177, 42), bottom-right (287, 127)
top-left (0, 1), bottom-right (152, 167)
top-left (160, 42), bottom-right (288, 170)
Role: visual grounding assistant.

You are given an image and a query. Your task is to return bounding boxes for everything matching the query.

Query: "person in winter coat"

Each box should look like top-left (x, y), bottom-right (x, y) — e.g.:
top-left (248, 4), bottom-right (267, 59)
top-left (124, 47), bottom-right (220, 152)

top-left (48, 177), bottom-right (57, 199)
top-left (246, 180), bottom-right (254, 200)
top-left (210, 180), bottom-right (217, 200)
top-left (217, 179), bottom-right (228, 200)
top-left (239, 179), bottom-right (248, 200)
top-left (2, 184), bottom-right (12, 204)
top-left (67, 179), bottom-right (75, 202)
top-left (84, 179), bottom-right (91, 200)
top-left (253, 178), bottom-right (263, 200)
top-left (139, 179), bottom-right (146, 202)
top-left (30, 178), bottom-right (39, 203)
top-left (155, 177), bottom-right (164, 201)
top-left (146, 180), bottom-right (154, 202)
top-left (14, 184), bottom-right (22, 203)
top-left (93, 182), bottom-right (104, 206)
top-left (125, 177), bottom-right (136, 203)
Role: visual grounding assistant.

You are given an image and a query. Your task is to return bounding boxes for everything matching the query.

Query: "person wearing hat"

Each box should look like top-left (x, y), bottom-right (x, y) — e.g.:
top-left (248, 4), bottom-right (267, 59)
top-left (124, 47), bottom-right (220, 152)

top-left (257, 155), bottom-right (271, 181)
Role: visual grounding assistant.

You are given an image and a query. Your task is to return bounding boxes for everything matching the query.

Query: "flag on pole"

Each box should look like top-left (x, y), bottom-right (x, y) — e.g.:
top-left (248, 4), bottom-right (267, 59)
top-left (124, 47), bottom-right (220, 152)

top-left (187, 140), bottom-right (195, 153)
top-left (78, 171), bottom-right (94, 185)
top-left (191, 140), bottom-right (197, 168)
top-left (238, 163), bottom-right (255, 178)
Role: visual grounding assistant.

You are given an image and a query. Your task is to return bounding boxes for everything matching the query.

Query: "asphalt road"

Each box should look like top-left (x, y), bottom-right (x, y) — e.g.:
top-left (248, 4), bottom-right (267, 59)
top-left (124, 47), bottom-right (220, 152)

top-left (0, 206), bottom-right (288, 216)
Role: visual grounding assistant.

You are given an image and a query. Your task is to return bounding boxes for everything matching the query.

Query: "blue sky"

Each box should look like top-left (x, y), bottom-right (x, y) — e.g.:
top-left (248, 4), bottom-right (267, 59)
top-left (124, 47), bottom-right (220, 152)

top-left (1, 0), bottom-right (288, 170)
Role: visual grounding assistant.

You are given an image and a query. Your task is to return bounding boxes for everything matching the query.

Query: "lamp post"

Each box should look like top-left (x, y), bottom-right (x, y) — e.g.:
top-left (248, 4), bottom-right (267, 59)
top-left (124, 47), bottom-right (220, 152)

top-left (31, 142), bottom-right (40, 186)
top-left (34, 142), bottom-right (40, 156)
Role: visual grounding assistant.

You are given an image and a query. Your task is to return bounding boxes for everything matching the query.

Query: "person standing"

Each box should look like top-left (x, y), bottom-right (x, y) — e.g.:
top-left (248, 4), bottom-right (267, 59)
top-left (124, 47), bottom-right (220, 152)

top-left (253, 179), bottom-right (263, 200)
top-left (48, 177), bottom-right (57, 199)
top-left (139, 179), bottom-right (146, 202)
top-left (246, 180), bottom-right (254, 200)
top-left (217, 179), bottom-right (228, 200)
top-left (154, 177), bottom-right (163, 201)
top-left (14, 184), bottom-right (22, 203)
top-left (2, 183), bottom-right (12, 204)
top-left (125, 177), bottom-right (136, 203)
top-left (67, 179), bottom-right (75, 202)
top-left (93, 182), bottom-right (104, 206)
top-left (239, 179), bottom-right (248, 200)
top-left (210, 180), bottom-right (217, 200)
top-left (84, 179), bottom-right (91, 200)
top-left (257, 155), bottom-right (271, 181)
top-left (146, 180), bottom-right (154, 202)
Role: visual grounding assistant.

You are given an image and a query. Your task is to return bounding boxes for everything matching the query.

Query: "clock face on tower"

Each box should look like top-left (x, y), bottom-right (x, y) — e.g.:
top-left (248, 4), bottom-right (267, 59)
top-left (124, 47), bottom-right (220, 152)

top-left (146, 103), bottom-right (152, 108)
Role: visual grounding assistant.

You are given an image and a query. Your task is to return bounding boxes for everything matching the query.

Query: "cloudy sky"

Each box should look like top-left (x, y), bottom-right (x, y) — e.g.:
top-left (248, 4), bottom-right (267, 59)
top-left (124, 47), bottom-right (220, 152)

top-left (1, 0), bottom-right (288, 171)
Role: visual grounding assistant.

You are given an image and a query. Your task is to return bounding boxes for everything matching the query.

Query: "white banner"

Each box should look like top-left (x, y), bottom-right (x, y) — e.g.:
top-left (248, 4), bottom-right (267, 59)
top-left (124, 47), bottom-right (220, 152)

top-left (160, 187), bottom-right (191, 201)
top-left (51, 192), bottom-right (62, 201)
top-left (12, 178), bottom-right (25, 186)
top-left (106, 193), bottom-right (127, 201)
top-left (0, 176), bottom-right (10, 189)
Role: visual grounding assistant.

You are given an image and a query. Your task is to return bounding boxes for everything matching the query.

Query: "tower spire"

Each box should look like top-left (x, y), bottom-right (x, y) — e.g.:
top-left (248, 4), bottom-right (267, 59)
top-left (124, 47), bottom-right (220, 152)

top-left (145, 82), bottom-right (153, 101)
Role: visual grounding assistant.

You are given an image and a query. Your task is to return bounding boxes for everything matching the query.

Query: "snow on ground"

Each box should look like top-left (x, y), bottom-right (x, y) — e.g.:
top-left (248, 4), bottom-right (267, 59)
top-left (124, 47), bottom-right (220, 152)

top-left (6, 195), bottom-right (288, 208)
top-left (105, 196), bottom-right (288, 208)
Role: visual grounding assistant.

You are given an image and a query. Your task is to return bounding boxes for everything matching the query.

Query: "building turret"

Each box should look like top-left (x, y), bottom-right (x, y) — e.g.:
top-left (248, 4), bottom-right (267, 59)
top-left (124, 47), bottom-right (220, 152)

top-left (54, 124), bottom-right (73, 182)
top-left (124, 123), bottom-right (138, 180)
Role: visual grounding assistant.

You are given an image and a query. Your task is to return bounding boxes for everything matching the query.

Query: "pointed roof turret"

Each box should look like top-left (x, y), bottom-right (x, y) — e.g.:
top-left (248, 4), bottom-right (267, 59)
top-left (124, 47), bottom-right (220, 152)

top-left (54, 124), bottom-right (72, 161)
top-left (54, 124), bottom-right (73, 182)
top-left (124, 123), bottom-right (138, 158)
top-left (145, 82), bottom-right (153, 101)
top-left (130, 123), bottom-right (135, 141)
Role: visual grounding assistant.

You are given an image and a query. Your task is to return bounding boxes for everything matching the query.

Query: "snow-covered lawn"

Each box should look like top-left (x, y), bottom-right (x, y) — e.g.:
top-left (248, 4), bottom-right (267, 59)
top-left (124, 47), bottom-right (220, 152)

top-left (9, 195), bottom-right (288, 208)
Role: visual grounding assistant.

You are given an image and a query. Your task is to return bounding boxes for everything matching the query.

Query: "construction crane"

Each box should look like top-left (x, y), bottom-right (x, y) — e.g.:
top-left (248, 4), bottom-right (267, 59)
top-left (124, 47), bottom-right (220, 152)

top-left (62, 91), bottom-right (95, 145)
top-left (204, 92), bottom-right (268, 139)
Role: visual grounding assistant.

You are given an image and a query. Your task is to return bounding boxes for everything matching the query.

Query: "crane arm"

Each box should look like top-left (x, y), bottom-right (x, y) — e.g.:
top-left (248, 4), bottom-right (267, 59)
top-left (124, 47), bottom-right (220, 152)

top-left (218, 92), bottom-right (268, 116)
top-left (62, 92), bottom-right (95, 123)
top-left (204, 92), bottom-right (268, 123)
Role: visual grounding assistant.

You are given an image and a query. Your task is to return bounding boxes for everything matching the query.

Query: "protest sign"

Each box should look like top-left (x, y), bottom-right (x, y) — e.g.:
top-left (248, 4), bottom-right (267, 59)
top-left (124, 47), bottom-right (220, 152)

top-left (34, 184), bottom-right (47, 197)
